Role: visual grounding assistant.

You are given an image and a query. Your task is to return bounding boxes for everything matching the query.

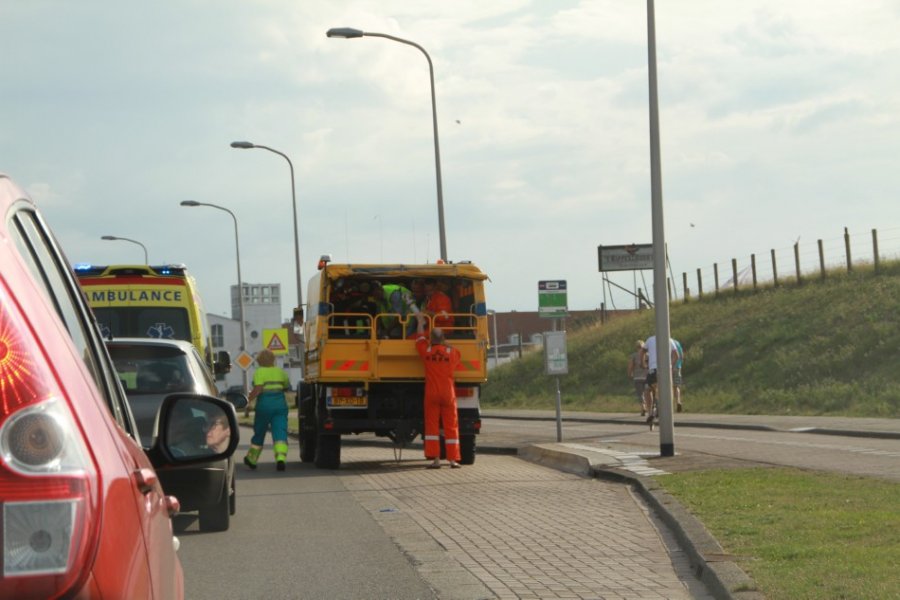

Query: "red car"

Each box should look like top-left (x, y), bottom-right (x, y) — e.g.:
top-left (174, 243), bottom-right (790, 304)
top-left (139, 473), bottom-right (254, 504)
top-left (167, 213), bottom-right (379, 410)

top-left (0, 174), bottom-right (238, 599)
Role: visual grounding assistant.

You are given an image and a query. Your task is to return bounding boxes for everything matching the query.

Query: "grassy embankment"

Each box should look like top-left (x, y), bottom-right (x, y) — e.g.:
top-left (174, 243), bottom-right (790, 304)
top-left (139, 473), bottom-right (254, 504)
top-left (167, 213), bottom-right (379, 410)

top-left (483, 262), bottom-right (900, 599)
top-left (482, 261), bottom-right (900, 417)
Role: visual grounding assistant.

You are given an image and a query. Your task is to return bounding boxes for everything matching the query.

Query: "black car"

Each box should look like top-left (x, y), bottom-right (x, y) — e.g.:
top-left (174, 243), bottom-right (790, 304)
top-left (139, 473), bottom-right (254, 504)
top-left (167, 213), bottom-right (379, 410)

top-left (106, 337), bottom-right (247, 531)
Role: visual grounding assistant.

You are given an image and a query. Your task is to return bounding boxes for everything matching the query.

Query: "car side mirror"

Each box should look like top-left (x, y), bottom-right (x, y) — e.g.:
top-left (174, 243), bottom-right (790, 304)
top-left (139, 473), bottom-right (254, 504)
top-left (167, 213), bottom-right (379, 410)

top-left (149, 394), bottom-right (240, 466)
top-left (214, 350), bottom-right (232, 375)
top-left (223, 390), bottom-right (248, 409)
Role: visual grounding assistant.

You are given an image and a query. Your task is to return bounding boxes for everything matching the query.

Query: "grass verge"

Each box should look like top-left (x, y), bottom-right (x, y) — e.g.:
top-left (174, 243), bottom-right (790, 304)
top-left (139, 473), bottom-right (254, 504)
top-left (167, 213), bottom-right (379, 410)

top-left (657, 467), bottom-right (899, 599)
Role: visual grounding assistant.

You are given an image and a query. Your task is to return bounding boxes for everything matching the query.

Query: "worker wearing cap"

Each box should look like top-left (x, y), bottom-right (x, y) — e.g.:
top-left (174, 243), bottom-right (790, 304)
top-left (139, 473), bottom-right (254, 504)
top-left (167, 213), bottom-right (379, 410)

top-left (414, 312), bottom-right (461, 469)
top-left (244, 349), bottom-right (291, 471)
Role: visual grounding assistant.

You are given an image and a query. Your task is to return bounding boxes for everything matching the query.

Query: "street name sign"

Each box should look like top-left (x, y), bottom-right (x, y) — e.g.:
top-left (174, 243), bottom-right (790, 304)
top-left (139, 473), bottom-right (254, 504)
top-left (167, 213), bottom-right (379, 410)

top-left (598, 244), bottom-right (654, 271)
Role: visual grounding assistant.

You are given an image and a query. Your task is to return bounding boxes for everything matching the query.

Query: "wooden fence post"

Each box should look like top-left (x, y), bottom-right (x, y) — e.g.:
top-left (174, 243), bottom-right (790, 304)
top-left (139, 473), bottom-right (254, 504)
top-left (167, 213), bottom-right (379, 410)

top-left (844, 227), bottom-right (852, 272)
top-left (682, 272), bottom-right (689, 303)
top-left (818, 239), bottom-right (826, 280)
top-left (751, 254), bottom-right (758, 290)
top-left (873, 229), bottom-right (880, 273)
top-left (732, 258), bottom-right (739, 293)
top-left (771, 249), bottom-right (778, 287)
top-left (794, 242), bottom-right (802, 285)
top-left (714, 263), bottom-right (720, 296)
top-left (696, 268), bottom-right (703, 299)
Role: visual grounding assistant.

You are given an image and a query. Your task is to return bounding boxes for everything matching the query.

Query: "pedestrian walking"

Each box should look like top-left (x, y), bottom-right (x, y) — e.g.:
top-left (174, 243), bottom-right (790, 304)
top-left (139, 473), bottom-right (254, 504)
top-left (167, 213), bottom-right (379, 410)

top-left (414, 312), bottom-right (461, 469)
top-left (244, 349), bottom-right (291, 471)
top-left (626, 340), bottom-right (649, 416)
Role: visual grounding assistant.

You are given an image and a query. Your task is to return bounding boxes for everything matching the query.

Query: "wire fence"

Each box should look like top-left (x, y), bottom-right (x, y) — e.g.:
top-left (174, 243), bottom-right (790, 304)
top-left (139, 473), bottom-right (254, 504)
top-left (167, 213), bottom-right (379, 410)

top-left (670, 226), bottom-right (900, 302)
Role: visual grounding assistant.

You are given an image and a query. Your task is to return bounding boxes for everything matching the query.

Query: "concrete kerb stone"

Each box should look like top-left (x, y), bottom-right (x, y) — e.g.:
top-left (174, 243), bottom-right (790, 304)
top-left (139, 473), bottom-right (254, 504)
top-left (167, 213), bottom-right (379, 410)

top-left (517, 443), bottom-right (763, 600)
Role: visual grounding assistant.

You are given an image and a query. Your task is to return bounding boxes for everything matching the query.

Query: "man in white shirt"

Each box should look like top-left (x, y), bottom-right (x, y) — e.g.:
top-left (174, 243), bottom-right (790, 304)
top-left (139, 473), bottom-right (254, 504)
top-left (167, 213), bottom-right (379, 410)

top-left (641, 335), bottom-right (680, 422)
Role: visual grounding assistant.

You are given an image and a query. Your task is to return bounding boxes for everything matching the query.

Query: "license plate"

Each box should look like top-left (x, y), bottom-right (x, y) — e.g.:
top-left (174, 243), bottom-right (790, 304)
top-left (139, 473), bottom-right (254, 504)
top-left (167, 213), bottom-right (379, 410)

top-left (328, 396), bottom-right (368, 408)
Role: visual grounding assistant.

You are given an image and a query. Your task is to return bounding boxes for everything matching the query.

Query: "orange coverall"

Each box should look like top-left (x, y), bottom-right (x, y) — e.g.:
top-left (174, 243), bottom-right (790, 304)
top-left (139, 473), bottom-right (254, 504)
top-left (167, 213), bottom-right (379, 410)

top-left (416, 336), bottom-right (461, 462)
top-left (425, 289), bottom-right (454, 329)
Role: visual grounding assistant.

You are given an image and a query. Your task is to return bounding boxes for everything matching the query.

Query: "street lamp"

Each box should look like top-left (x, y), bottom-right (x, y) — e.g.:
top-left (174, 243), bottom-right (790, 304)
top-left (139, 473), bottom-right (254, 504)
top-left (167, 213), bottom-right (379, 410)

top-left (180, 200), bottom-right (249, 396)
top-left (647, 0), bottom-right (675, 457)
top-left (326, 27), bottom-right (448, 262)
top-left (230, 141), bottom-right (303, 326)
top-left (101, 235), bottom-right (148, 264)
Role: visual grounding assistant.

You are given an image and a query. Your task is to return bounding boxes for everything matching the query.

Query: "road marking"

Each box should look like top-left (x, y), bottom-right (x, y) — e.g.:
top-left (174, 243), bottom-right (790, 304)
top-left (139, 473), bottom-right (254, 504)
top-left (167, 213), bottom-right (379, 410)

top-left (560, 443), bottom-right (670, 476)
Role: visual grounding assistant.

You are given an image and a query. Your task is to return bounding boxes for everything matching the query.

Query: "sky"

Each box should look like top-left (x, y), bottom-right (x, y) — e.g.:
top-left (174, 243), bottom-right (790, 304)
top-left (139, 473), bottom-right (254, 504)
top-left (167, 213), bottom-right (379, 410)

top-left (3, 1), bottom-right (900, 320)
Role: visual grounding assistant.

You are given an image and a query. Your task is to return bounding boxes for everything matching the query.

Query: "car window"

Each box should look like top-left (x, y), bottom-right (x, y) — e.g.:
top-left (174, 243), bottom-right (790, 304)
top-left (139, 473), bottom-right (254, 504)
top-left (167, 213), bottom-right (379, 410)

top-left (190, 347), bottom-right (219, 394)
top-left (9, 208), bottom-right (136, 436)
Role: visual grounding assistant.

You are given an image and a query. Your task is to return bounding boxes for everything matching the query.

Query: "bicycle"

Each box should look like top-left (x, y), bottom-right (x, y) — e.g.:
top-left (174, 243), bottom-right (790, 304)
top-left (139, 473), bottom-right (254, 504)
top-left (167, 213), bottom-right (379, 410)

top-left (646, 382), bottom-right (659, 431)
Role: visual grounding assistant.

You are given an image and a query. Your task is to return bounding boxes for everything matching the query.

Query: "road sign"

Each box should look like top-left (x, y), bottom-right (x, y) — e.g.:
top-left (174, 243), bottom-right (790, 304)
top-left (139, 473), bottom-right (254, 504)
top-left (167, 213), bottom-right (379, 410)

top-left (263, 328), bottom-right (289, 355)
top-left (598, 244), bottom-right (654, 271)
top-left (543, 331), bottom-right (568, 375)
top-left (538, 280), bottom-right (568, 318)
top-left (235, 351), bottom-right (254, 371)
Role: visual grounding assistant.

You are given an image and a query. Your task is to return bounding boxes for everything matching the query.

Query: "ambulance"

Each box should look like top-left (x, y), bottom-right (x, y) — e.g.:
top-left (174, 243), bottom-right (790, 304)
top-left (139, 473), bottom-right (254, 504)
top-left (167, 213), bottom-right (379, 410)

top-left (75, 264), bottom-right (230, 374)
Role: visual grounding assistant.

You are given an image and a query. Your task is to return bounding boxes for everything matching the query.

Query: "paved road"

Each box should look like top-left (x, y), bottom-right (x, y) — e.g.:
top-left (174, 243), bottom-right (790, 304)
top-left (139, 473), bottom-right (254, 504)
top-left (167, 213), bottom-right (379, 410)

top-left (177, 430), bottom-right (717, 600)
top-left (177, 412), bottom-right (896, 599)
top-left (480, 411), bottom-right (900, 481)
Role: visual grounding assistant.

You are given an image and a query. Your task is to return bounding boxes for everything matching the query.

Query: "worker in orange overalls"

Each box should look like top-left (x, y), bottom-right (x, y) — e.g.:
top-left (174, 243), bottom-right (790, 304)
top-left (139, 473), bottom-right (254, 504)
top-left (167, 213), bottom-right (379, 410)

top-left (423, 278), bottom-right (454, 330)
top-left (414, 312), bottom-right (461, 469)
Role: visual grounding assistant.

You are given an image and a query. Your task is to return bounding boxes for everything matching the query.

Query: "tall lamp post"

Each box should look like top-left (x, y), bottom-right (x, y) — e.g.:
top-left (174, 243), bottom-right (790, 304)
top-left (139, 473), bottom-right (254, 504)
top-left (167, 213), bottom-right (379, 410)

top-left (101, 235), bottom-right (148, 264)
top-left (647, 0), bottom-right (675, 457)
top-left (326, 27), bottom-right (448, 262)
top-left (180, 200), bottom-right (249, 396)
top-left (230, 141), bottom-right (303, 326)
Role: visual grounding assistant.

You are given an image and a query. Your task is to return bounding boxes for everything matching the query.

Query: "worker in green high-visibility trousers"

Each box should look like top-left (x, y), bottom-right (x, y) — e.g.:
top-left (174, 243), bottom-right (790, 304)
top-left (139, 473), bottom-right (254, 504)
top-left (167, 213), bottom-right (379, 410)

top-left (244, 349), bottom-right (291, 471)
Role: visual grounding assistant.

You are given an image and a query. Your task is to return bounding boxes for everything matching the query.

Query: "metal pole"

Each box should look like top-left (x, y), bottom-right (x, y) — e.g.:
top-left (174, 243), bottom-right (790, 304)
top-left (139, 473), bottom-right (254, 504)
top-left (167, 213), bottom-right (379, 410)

top-left (101, 236), bottom-right (149, 264)
top-left (490, 310), bottom-right (500, 366)
top-left (647, 0), bottom-right (675, 457)
top-left (257, 146), bottom-right (303, 321)
top-left (334, 31), bottom-right (448, 262)
top-left (179, 202), bottom-right (248, 397)
top-left (230, 142), bottom-right (303, 324)
top-left (555, 377), bottom-right (563, 442)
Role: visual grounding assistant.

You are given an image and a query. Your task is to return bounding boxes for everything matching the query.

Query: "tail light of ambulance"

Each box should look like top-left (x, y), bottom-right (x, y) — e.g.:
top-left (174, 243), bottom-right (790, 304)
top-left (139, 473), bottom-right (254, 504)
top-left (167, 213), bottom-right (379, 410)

top-left (0, 283), bottom-right (100, 599)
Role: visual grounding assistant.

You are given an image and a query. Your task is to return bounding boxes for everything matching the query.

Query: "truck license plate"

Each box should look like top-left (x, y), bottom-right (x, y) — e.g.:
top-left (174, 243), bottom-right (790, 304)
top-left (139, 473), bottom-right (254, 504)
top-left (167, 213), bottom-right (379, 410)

top-left (328, 396), bottom-right (368, 407)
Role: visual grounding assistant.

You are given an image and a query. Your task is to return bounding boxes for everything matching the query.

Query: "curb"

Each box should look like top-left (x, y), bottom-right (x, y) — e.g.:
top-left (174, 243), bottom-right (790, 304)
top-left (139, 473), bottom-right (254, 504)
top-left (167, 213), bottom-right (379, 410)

top-left (518, 444), bottom-right (763, 600)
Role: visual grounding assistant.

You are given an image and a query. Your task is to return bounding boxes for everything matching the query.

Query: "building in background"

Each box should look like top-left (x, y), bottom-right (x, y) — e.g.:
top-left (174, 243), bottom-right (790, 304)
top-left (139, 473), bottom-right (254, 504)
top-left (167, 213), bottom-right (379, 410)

top-left (210, 282), bottom-right (302, 392)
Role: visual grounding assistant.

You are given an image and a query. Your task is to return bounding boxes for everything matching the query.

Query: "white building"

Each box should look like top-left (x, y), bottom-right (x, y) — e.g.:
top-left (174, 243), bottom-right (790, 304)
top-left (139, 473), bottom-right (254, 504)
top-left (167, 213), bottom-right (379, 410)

top-left (209, 282), bottom-right (302, 393)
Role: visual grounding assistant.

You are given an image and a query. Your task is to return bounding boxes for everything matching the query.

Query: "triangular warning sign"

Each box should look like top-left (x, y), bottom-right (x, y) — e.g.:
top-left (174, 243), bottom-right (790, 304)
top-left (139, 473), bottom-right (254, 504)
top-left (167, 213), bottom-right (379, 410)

top-left (267, 335), bottom-right (286, 351)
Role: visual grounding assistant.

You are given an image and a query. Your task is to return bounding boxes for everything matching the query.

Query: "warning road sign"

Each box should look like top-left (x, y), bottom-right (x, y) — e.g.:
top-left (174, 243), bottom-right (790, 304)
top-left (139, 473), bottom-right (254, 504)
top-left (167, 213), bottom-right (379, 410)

top-left (263, 328), bottom-right (289, 355)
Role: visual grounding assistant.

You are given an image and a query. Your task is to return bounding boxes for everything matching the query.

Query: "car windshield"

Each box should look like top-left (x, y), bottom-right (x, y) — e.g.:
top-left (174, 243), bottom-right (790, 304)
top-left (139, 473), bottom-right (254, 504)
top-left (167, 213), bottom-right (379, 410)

top-left (108, 345), bottom-right (193, 395)
top-left (94, 306), bottom-right (191, 343)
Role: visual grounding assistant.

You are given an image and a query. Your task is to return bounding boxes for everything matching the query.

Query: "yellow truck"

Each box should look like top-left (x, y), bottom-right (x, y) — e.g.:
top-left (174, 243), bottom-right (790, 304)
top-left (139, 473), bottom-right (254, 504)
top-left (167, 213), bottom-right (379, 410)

top-left (299, 256), bottom-right (490, 469)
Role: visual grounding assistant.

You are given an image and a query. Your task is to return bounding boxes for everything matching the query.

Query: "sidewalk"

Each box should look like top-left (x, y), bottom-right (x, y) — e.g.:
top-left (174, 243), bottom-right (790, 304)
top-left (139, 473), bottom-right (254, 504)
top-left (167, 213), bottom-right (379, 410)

top-left (478, 410), bottom-right (897, 600)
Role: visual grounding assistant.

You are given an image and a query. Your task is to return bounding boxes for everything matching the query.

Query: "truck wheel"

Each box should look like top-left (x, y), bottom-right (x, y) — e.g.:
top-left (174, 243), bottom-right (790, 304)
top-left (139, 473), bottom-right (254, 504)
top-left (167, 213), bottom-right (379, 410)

top-left (315, 434), bottom-right (341, 470)
top-left (299, 428), bottom-right (317, 463)
top-left (459, 435), bottom-right (476, 465)
top-left (199, 485), bottom-right (231, 532)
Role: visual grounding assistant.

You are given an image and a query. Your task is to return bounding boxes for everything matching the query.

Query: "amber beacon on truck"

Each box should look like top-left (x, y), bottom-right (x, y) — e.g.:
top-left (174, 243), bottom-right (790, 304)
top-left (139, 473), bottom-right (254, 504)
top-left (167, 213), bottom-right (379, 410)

top-left (299, 256), bottom-right (490, 470)
top-left (74, 264), bottom-right (231, 374)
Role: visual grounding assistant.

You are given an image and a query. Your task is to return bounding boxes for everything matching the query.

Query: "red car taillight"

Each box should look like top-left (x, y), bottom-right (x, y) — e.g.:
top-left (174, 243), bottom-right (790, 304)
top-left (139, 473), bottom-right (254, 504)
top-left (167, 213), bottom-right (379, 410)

top-left (0, 283), bottom-right (100, 600)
